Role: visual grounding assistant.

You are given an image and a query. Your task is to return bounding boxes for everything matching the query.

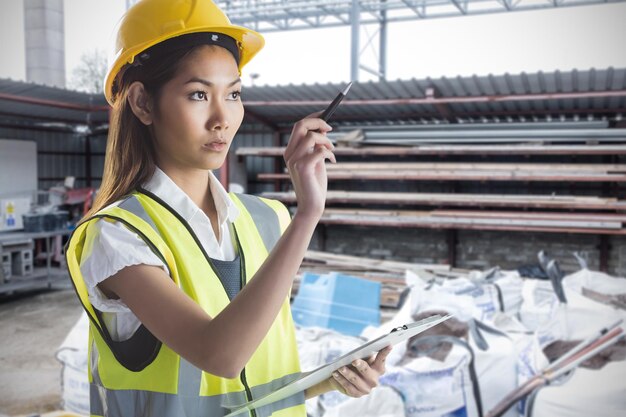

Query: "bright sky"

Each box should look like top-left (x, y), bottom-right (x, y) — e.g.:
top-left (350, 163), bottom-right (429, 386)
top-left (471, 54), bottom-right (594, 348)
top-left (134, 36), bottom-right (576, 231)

top-left (0, 1), bottom-right (625, 89)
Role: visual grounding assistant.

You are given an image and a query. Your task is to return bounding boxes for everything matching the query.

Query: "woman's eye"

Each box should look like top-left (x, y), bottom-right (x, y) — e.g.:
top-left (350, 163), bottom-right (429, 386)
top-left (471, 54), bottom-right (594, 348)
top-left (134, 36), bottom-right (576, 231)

top-left (228, 91), bottom-right (241, 101)
top-left (189, 91), bottom-right (207, 101)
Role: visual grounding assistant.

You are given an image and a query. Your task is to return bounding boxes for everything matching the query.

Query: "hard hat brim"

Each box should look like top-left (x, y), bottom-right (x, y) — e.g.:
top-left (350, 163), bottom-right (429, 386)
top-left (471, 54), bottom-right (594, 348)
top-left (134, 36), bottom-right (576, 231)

top-left (104, 24), bottom-right (264, 106)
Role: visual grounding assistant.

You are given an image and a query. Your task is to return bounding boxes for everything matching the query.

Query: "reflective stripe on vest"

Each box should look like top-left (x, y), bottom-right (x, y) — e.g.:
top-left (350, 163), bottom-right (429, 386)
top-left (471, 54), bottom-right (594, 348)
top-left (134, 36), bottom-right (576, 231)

top-left (89, 372), bottom-right (303, 417)
top-left (66, 190), bottom-right (304, 417)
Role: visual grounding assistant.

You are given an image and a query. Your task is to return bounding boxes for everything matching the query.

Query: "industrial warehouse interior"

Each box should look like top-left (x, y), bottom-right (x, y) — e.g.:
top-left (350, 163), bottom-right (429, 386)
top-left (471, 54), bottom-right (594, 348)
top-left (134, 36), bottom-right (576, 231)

top-left (0, 0), bottom-right (625, 417)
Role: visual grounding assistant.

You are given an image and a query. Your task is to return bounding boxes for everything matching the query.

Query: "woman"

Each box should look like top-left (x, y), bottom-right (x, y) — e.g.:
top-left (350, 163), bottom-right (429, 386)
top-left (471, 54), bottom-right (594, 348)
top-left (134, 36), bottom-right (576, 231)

top-left (65, 1), bottom-right (391, 416)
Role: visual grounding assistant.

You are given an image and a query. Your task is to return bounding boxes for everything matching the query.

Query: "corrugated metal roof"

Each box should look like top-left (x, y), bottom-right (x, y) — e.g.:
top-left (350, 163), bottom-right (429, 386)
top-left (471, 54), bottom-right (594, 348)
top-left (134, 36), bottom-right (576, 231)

top-left (0, 67), bottom-right (624, 131)
top-left (242, 67), bottom-right (626, 126)
top-left (0, 78), bottom-right (108, 130)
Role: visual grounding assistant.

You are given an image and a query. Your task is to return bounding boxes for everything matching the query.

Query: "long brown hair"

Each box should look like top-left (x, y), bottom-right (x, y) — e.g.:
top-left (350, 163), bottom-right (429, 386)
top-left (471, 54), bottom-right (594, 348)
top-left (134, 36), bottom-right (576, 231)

top-left (83, 46), bottom-right (207, 222)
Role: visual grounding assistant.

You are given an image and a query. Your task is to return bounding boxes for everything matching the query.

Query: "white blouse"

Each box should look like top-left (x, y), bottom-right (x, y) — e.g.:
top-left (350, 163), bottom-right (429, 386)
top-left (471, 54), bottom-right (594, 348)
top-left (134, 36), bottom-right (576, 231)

top-left (79, 167), bottom-right (240, 341)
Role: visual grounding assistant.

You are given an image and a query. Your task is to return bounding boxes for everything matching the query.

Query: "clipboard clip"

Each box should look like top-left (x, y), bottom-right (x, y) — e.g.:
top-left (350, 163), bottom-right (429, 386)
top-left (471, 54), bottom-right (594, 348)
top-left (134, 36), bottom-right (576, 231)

top-left (389, 314), bottom-right (452, 333)
top-left (390, 325), bottom-right (408, 333)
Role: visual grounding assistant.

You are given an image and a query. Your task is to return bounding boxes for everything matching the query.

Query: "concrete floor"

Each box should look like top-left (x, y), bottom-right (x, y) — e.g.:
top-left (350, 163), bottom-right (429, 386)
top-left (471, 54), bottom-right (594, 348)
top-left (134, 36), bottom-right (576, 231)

top-left (0, 284), bottom-right (82, 416)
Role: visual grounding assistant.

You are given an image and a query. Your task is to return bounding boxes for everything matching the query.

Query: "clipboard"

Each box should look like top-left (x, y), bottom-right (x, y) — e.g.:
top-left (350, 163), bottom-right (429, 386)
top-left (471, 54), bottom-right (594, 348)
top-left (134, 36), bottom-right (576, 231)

top-left (224, 314), bottom-right (452, 416)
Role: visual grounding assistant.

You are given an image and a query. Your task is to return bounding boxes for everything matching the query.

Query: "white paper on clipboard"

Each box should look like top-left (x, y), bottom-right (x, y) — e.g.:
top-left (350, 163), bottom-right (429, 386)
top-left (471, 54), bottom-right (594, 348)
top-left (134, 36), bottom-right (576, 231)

top-left (223, 314), bottom-right (452, 416)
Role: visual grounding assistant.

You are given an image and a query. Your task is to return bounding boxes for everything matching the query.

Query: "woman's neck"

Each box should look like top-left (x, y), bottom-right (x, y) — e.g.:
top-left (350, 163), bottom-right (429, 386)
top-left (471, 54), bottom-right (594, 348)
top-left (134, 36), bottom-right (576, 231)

top-left (157, 164), bottom-right (215, 215)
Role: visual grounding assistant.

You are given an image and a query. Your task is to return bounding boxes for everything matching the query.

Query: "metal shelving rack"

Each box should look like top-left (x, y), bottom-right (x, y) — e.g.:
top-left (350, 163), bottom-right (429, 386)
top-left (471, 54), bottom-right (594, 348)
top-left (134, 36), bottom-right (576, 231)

top-left (0, 229), bottom-right (73, 295)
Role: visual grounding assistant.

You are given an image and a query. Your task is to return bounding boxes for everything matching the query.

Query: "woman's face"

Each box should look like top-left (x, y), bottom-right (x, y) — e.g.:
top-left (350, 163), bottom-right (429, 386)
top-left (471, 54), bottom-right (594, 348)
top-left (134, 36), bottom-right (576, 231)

top-left (150, 45), bottom-right (244, 171)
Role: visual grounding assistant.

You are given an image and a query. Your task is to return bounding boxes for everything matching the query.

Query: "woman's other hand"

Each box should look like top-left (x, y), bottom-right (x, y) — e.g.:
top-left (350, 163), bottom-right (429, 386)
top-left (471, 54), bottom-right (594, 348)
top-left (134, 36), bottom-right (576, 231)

top-left (283, 111), bottom-right (336, 221)
top-left (329, 345), bottom-right (392, 398)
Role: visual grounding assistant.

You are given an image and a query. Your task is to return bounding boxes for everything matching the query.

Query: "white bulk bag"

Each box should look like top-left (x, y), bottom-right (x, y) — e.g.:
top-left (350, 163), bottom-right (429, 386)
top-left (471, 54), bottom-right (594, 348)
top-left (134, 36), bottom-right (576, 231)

top-left (295, 325), bottom-right (364, 417)
top-left (322, 385), bottom-right (406, 417)
top-left (518, 279), bottom-right (558, 332)
top-left (528, 360), bottom-right (626, 417)
top-left (492, 271), bottom-right (525, 316)
top-left (56, 312), bottom-right (90, 416)
top-left (380, 341), bottom-right (480, 417)
top-left (517, 279), bottom-right (625, 417)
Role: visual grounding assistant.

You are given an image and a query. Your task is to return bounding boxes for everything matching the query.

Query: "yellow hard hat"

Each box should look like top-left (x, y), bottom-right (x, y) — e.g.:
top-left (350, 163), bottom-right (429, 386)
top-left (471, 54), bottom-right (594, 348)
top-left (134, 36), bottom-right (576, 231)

top-left (104, 0), bottom-right (265, 105)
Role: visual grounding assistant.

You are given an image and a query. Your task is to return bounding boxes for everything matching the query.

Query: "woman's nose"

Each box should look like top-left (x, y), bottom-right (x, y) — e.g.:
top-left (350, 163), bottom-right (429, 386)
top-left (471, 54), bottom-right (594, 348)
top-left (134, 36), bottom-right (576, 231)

top-left (207, 101), bottom-right (229, 131)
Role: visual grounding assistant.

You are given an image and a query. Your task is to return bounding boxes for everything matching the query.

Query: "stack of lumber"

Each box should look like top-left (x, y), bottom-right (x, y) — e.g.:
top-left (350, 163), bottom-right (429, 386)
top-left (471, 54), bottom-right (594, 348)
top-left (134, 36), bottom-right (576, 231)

top-left (262, 191), bottom-right (626, 234)
top-left (237, 141), bottom-right (625, 236)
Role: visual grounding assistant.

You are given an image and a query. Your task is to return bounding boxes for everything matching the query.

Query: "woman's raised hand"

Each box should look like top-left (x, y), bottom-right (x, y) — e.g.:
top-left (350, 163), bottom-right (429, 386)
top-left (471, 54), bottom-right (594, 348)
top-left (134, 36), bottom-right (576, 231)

top-left (283, 111), bottom-right (336, 221)
top-left (329, 346), bottom-right (392, 398)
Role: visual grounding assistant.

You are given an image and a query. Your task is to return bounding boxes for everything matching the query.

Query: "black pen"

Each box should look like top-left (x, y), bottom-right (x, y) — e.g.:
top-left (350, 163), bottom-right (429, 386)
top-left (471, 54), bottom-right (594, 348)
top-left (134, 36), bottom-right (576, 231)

top-left (320, 81), bottom-right (353, 122)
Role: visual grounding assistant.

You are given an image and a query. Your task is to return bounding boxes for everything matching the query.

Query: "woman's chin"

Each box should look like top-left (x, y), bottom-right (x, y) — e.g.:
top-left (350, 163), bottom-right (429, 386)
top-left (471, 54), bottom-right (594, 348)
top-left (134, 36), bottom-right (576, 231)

top-left (197, 156), bottom-right (226, 171)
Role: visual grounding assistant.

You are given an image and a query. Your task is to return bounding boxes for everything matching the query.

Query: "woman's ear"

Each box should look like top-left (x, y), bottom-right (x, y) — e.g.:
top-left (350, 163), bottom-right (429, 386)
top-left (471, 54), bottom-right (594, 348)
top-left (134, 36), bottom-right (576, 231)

top-left (127, 81), bottom-right (154, 126)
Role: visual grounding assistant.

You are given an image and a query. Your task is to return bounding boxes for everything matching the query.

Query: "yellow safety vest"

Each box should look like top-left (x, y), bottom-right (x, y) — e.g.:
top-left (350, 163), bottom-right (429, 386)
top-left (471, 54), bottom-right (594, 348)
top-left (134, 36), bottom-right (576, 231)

top-left (65, 188), bottom-right (306, 417)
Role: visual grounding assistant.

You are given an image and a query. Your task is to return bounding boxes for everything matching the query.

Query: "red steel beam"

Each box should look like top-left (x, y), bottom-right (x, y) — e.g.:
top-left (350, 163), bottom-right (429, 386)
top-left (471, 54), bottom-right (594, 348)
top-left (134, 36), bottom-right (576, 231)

top-left (0, 92), bottom-right (109, 112)
top-left (243, 90), bottom-right (626, 107)
top-left (252, 108), bottom-right (626, 130)
top-left (2, 90), bottom-right (625, 112)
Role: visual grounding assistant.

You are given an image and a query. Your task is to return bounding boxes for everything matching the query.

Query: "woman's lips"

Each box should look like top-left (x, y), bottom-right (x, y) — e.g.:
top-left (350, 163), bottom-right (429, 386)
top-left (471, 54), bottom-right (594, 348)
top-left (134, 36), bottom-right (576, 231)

top-left (202, 141), bottom-right (227, 152)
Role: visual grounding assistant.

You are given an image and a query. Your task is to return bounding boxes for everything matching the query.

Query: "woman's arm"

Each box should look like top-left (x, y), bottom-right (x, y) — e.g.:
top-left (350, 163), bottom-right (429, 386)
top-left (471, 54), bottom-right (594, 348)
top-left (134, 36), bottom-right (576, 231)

top-left (99, 115), bottom-right (335, 379)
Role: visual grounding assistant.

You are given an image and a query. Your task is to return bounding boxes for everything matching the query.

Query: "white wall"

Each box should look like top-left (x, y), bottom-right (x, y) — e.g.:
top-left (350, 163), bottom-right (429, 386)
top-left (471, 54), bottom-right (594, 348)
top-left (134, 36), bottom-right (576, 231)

top-left (0, 139), bottom-right (38, 196)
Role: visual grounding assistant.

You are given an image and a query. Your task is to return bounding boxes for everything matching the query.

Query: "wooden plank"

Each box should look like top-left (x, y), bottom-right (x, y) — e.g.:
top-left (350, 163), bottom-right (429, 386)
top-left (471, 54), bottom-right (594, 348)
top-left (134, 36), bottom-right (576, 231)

top-left (236, 145), bottom-right (626, 157)
top-left (304, 249), bottom-right (451, 272)
top-left (430, 210), bottom-right (626, 222)
top-left (325, 162), bottom-right (626, 172)
top-left (322, 208), bottom-right (623, 229)
top-left (265, 190), bottom-right (614, 203)
top-left (318, 213), bottom-right (626, 235)
top-left (259, 172), bottom-right (626, 182)
top-left (262, 190), bottom-right (626, 210)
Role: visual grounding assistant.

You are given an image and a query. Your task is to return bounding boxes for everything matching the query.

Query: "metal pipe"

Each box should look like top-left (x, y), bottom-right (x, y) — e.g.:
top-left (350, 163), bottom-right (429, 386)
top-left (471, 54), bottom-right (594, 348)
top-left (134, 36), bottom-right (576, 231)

top-left (351, 0), bottom-right (360, 81)
top-left (379, 0), bottom-right (387, 81)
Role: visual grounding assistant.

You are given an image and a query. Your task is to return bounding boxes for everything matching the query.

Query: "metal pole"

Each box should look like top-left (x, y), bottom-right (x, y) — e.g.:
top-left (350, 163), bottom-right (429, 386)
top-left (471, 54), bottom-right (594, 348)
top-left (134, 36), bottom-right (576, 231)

top-left (379, 0), bottom-right (387, 81)
top-left (351, 0), bottom-right (360, 82)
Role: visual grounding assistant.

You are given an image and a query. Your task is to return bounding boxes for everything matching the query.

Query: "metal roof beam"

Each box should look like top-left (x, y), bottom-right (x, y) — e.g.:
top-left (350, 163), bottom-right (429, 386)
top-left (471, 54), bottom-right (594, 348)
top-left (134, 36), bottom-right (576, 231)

top-left (216, 0), bottom-right (625, 32)
top-left (401, 0), bottom-right (426, 18)
top-left (498, 0), bottom-right (512, 11)
top-left (449, 0), bottom-right (468, 14)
